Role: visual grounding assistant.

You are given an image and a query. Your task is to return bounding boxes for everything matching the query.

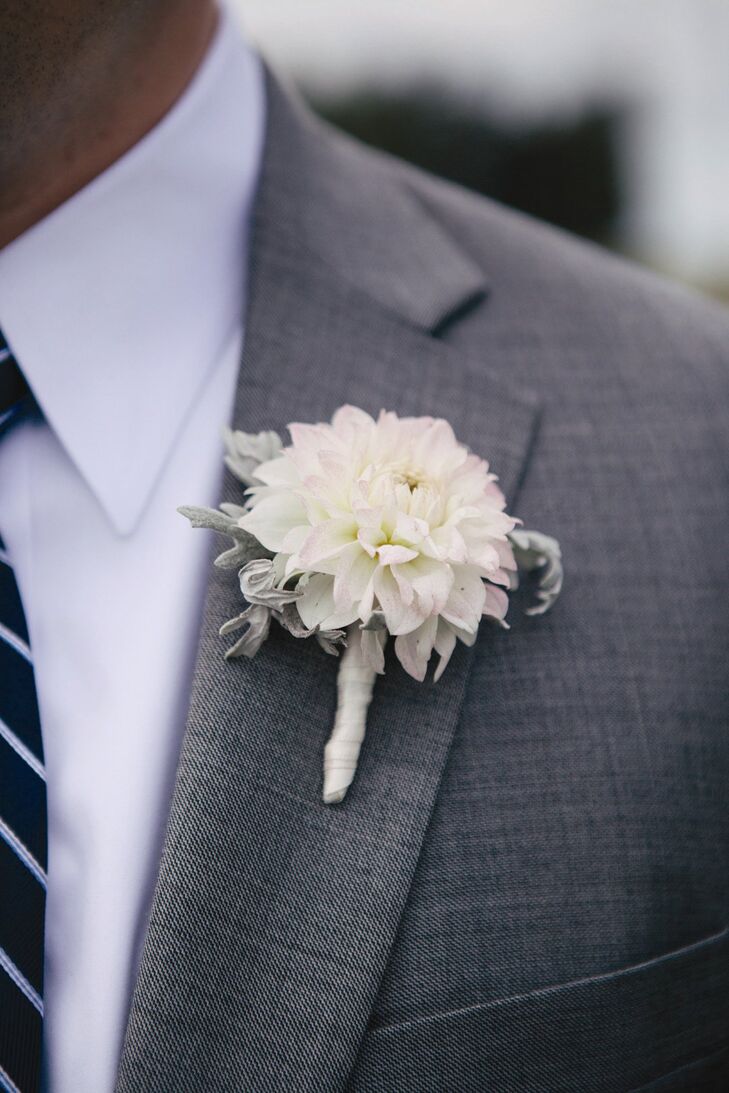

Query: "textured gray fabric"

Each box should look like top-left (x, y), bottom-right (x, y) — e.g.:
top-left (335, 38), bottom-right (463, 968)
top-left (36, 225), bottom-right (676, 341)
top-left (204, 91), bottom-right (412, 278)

top-left (116, 66), bottom-right (729, 1093)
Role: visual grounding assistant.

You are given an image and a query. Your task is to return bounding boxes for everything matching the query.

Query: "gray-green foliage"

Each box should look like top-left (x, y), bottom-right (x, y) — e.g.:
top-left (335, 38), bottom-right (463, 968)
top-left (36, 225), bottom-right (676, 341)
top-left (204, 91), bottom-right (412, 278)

top-left (223, 427), bottom-right (283, 486)
top-left (179, 427), bottom-right (346, 661)
top-left (508, 529), bottom-right (563, 616)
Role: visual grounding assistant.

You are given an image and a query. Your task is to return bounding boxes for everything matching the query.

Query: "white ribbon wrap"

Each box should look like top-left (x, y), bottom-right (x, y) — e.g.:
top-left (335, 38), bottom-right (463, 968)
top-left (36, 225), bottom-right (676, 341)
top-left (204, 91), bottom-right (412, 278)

top-left (322, 625), bottom-right (378, 804)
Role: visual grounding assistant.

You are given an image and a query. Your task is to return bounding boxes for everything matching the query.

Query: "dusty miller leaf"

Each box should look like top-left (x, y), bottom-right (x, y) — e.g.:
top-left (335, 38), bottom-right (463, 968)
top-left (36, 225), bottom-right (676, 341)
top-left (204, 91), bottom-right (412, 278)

top-left (239, 559), bottom-right (302, 610)
top-left (220, 604), bottom-right (272, 659)
top-left (508, 529), bottom-right (563, 616)
top-left (223, 427), bottom-right (283, 486)
top-left (177, 505), bottom-right (253, 543)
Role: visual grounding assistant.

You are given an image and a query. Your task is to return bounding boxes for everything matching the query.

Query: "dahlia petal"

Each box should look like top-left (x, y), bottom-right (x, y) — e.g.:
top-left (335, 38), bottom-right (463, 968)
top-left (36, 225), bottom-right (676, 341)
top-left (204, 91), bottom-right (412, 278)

top-left (297, 518), bottom-right (358, 568)
top-left (253, 455), bottom-right (301, 488)
top-left (332, 404), bottom-right (375, 434)
top-left (352, 480), bottom-right (378, 514)
top-left (433, 619), bottom-right (457, 682)
top-left (483, 479), bottom-right (507, 506)
top-left (357, 525), bottom-right (386, 557)
top-left (296, 573), bottom-right (336, 629)
top-left (299, 495), bottom-right (332, 527)
top-left (444, 503), bottom-right (483, 524)
top-left (478, 509), bottom-right (518, 536)
top-left (429, 524), bottom-right (468, 564)
top-left (360, 625), bottom-right (387, 674)
top-left (440, 565), bottom-right (486, 633)
top-left (377, 544), bottom-right (419, 565)
top-left (394, 615), bottom-right (438, 682)
top-left (393, 511), bottom-right (427, 544)
top-left (358, 574), bottom-right (376, 622)
top-left (407, 556), bottom-right (454, 617)
top-left (320, 603), bottom-right (361, 630)
top-left (495, 536), bottom-right (518, 571)
top-left (374, 566), bottom-right (429, 635)
top-left (280, 524), bottom-right (310, 555)
top-left (453, 622), bottom-right (479, 647)
top-left (483, 583), bottom-right (510, 628)
top-left (318, 450), bottom-right (350, 485)
top-left (380, 497), bottom-right (399, 540)
top-left (300, 477), bottom-right (346, 519)
top-left (463, 538), bottom-right (500, 573)
top-left (296, 574), bottom-right (360, 631)
top-left (287, 422), bottom-right (332, 453)
top-left (488, 567), bottom-right (512, 588)
top-left (391, 563), bottom-right (415, 606)
top-left (412, 419), bottom-right (457, 469)
top-left (407, 488), bottom-right (441, 526)
top-left (332, 545), bottom-right (378, 610)
top-left (238, 492), bottom-right (308, 553)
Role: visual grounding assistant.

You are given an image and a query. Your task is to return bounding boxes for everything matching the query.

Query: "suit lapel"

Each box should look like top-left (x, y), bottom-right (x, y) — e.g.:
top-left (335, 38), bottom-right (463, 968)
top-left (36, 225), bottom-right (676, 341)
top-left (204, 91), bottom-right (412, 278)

top-left (117, 70), bottom-right (540, 1092)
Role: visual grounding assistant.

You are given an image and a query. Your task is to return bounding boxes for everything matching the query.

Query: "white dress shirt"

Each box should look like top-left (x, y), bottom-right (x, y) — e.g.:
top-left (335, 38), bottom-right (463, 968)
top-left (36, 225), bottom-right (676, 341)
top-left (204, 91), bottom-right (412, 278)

top-left (0, 9), bottom-right (264, 1091)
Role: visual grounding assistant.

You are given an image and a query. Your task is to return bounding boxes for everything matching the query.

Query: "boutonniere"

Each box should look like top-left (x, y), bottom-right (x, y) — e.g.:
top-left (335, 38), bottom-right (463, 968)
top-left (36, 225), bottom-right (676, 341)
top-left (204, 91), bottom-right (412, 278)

top-left (180, 406), bottom-right (562, 804)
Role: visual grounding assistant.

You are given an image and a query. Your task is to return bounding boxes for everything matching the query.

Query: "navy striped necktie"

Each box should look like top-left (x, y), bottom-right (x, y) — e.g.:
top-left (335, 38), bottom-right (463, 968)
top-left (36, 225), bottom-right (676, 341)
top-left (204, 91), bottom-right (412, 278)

top-left (0, 332), bottom-right (46, 1093)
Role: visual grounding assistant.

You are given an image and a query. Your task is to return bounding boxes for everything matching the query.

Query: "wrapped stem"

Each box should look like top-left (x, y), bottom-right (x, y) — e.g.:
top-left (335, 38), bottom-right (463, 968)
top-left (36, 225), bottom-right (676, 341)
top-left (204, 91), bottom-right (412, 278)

top-left (323, 625), bottom-right (377, 804)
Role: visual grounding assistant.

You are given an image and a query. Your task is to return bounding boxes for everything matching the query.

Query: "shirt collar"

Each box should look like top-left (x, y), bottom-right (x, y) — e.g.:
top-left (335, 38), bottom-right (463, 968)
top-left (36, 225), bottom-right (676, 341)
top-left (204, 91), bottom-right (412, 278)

top-left (0, 5), bottom-right (265, 535)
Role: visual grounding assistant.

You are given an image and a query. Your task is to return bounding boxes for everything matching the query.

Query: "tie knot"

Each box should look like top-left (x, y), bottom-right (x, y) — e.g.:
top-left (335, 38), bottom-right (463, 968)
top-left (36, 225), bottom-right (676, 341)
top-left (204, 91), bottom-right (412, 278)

top-left (0, 329), bottom-right (31, 433)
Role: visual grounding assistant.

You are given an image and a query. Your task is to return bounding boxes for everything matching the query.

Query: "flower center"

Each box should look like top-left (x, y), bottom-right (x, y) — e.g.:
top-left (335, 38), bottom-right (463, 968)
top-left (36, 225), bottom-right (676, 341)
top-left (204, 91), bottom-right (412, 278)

top-left (398, 471), bottom-right (424, 492)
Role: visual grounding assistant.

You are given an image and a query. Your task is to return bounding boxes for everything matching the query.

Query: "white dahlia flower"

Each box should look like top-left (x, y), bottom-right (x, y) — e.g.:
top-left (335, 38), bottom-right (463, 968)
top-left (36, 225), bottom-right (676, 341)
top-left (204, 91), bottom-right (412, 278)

top-left (238, 405), bottom-right (518, 682)
top-left (180, 406), bottom-right (563, 804)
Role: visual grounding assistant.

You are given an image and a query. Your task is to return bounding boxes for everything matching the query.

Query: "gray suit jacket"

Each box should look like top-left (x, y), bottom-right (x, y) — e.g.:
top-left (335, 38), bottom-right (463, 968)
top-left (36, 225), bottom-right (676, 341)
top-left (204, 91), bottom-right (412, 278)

top-left (116, 68), bottom-right (729, 1092)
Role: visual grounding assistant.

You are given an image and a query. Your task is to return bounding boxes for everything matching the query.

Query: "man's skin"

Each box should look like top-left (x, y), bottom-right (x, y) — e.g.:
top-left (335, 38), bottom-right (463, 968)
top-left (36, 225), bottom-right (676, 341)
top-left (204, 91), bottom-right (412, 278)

top-left (0, 0), bottom-right (215, 249)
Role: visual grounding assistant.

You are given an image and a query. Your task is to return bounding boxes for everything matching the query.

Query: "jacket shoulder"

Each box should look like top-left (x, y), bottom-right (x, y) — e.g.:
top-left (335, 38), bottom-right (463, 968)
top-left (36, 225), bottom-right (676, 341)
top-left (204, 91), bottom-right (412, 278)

top-left (323, 119), bottom-right (729, 394)
top-left (404, 147), bottom-right (729, 390)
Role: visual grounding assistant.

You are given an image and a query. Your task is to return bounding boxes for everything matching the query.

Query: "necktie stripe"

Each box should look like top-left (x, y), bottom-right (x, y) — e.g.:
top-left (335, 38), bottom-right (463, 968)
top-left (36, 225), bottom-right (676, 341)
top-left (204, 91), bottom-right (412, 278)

top-left (0, 948), bottom-right (43, 1017)
top-left (0, 562), bottom-right (30, 644)
top-left (0, 336), bottom-right (45, 1091)
top-left (0, 841), bottom-right (46, 997)
top-left (0, 1061), bottom-right (22, 1093)
top-left (0, 644), bottom-right (43, 761)
top-left (0, 738), bottom-right (47, 867)
top-left (0, 961), bottom-right (43, 1092)
top-left (0, 718), bottom-right (46, 780)
top-left (0, 621), bottom-right (31, 663)
top-left (0, 407), bottom-right (22, 433)
top-left (0, 818), bottom-right (46, 890)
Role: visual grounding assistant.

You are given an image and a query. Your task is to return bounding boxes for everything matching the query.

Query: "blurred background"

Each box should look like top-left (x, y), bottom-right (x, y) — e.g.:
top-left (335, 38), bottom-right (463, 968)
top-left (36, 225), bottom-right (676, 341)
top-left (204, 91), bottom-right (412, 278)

top-left (231, 0), bottom-right (729, 302)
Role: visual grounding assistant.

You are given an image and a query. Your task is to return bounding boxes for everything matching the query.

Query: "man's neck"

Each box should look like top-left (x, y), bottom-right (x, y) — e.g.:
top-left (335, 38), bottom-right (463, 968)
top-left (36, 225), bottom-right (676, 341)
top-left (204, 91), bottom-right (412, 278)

top-left (0, 2), bottom-right (218, 250)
